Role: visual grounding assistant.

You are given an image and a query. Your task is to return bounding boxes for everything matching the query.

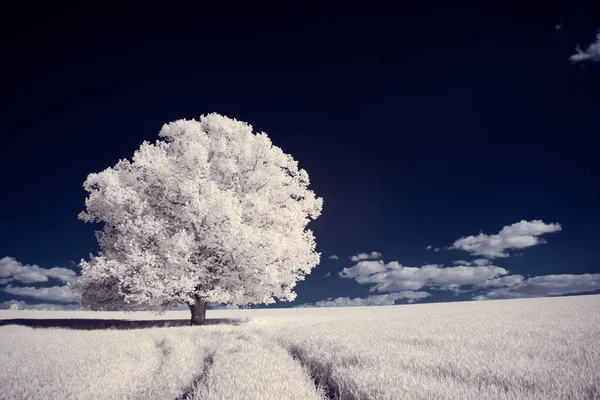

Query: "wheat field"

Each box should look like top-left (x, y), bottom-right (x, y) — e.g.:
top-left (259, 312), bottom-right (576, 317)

top-left (1, 295), bottom-right (599, 400)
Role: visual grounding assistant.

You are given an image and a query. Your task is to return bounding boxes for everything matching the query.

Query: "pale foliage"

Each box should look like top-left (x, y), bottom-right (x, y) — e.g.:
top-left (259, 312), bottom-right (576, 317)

top-left (73, 113), bottom-right (322, 310)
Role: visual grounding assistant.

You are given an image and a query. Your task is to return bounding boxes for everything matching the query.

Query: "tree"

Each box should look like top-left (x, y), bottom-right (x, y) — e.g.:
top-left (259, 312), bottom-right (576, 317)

top-left (72, 113), bottom-right (323, 324)
top-left (9, 303), bottom-right (19, 311)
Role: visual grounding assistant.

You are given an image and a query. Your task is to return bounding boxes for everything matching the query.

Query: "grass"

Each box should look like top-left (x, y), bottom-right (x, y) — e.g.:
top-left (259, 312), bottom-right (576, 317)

top-left (1, 294), bottom-right (599, 399)
top-left (261, 295), bottom-right (600, 399)
top-left (183, 331), bottom-right (325, 400)
top-left (0, 325), bottom-right (216, 399)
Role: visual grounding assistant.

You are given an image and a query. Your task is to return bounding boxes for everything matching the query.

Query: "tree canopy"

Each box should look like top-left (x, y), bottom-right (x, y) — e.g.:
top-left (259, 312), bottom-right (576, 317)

top-left (72, 114), bottom-right (322, 313)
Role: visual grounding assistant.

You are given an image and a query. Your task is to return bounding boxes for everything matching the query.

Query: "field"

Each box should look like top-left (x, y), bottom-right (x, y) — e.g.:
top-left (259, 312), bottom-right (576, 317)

top-left (1, 295), bottom-right (599, 400)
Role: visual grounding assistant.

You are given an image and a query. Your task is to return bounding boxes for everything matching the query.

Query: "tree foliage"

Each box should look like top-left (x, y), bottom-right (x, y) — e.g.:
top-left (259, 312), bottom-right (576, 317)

top-left (72, 114), bottom-right (322, 311)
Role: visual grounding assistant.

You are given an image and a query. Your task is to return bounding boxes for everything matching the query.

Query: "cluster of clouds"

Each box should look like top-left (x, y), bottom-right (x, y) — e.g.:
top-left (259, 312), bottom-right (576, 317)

top-left (3, 284), bottom-right (77, 303)
top-left (349, 251), bottom-right (382, 262)
top-left (297, 291), bottom-right (430, 308)
top-left (338, 260), bottom-right (524, 293)
top-left (305, 220), bottom-right (600, 307)
top-left (474, 274), bottom-right (600, 300)
top-left (450, 220), bottom-right (562, 258)
top-left (325, 259), bottom-right (599, 305)
top-left (0, 256), bottom-right (77, 284)
top-left (453, 259), bottom-right (492, 266)
top-left (571, 32), bottom-right (600, 63)
top-left (327, 252), bottom-right (383, 262)
top-left (0, 300), bottom-right (76, 311)
top-left (0, 257), bottom-right (78, 306)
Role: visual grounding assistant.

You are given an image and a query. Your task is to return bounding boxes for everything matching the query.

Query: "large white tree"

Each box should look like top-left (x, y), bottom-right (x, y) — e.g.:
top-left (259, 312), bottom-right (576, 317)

top-left (72, 113), bottom-right (322, 323)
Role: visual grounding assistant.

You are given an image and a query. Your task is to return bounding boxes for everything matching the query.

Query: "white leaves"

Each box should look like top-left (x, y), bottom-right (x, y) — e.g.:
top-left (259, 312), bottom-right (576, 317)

top-left (75, 113), bottom-right (322, 311)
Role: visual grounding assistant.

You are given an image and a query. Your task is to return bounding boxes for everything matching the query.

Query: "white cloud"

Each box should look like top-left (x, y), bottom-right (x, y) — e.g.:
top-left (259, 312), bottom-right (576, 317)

top-left (0, 300), bottom-right (76, 310)
top-left (339, 260), bottom-right (388, 279)
top-left (339, 260), bottom-right (511, 292)
top-left (434, 247), bottom-right (440, 252)
top-left (0, 257), bottom-right (77, 284)
top-left (438, 284), bottom-right (464, 295)
top-left (426, 245), bottom-right (433, 250)
top-left (450, 220), bottom-right (562, 258)
top-left (453, 260), bottom-right (471, 265)
top-left (324, 272), bottom-right (331, 277)
top-left (476, 274), bottom-right (600, 300)
top-left (350, 251), bottom-right (382, 262)
top-left (3, 284), bottom-right (77, 303)
top-left (453, 259), bottom-right (491, 266)
top-left (328, 255), bottom-right (339, 260)
top-left (483, 274), bottom-right (525, 287)
top-left (298, 291), bottom-right (430, 308)
top-left (571, 32), bottom-right (600, 63)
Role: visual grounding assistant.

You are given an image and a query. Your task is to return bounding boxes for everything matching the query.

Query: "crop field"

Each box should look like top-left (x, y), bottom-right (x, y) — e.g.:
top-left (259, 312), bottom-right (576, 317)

top-left (1, 295), bottom-right (599, 400)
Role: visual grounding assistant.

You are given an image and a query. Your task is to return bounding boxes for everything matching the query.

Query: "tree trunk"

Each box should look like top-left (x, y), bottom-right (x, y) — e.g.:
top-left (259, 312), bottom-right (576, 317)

top-left (188, 295), bottom-right (207, 325)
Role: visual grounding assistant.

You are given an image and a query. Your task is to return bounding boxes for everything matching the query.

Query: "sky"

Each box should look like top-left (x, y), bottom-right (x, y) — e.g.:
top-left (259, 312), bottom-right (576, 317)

top-left (1, 9), bottom-right (599, 310)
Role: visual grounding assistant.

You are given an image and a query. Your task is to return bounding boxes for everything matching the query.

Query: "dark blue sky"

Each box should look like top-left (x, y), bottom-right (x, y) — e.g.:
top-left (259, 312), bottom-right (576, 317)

top-left (1, 9), bottom-right (599, 308)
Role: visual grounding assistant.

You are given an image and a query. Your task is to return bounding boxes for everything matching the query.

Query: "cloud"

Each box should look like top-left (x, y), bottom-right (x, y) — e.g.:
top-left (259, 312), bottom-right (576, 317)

top-left (453, 260), bottom-right (471, 265)
top-left (452, 258), bottom-right (491, 266)
top-left (476, 274), bottom-right (600, 300)
top-left (426, 245), bottom-right (433, 250)
top-left (0, 257), bottom-right (77, 284)
top-left (3, 284), bottom-right (77, 303)
top-left (0, 300), bottom-right (76, 311)
top-left (324, 272), bottom-right (331, 277)
top-left (339, 260), bottom-right (511, 292)
top-left (571, 32), bottom-right (600, 63)
top-left (450, 220), bottom-right (562, 258)
top-left (328, 255), bottom-right (339, 260)
top-left (350, 251), bottom-right (382, 262)
top-left (483, 274), bottom-right (525, 287)
top-left (437, 284), bottom-right (465, 295)
top-left (426, 246), bottom-right (441, 252)
top-left (298, 291), bottom-right (430, 308)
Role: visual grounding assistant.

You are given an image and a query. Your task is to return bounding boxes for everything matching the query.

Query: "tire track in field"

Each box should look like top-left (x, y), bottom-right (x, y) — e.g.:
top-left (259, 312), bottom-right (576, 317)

top-left (182, 330), bottom-right (325, 400)
top-left (288, 344), bottom-right (339, 400)
top-left (249, 328), bottom-right (341, 400)
top-left (176, 351), bottom-right (215, 400)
